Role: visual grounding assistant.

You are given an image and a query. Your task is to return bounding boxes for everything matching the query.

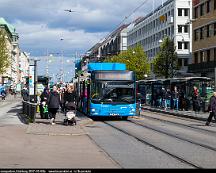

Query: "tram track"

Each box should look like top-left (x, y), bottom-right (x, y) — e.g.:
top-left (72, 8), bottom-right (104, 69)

top-left (103, 120), bottom-right (201, 169)
top-left (102, 115), bottom-right (216, 168)
top-left (139, 112), bottom-right (216, 136)
top-left (128, 118), bottom-right (216, 152)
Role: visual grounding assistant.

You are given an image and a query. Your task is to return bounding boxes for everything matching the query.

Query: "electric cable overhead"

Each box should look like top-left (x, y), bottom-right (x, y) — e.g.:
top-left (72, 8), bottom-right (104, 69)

top-left (98, 0), bottom-right (149, 43)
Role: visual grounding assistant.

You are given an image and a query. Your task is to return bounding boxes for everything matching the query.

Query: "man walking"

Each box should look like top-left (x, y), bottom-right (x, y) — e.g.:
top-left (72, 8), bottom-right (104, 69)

top-left (206, 92), bottom-right (216, 126)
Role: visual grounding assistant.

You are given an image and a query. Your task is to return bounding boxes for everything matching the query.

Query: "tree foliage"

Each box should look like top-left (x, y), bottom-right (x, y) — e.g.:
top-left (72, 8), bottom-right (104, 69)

top-left (104, 44), bottom-right (150, 80)
top-left (152, 37), bottom-right (179, 78)
top-left (0, 30), bottom-right (10, 75)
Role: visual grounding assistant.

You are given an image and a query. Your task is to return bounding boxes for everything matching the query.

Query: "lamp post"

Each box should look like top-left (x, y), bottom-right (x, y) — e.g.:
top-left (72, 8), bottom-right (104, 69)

top-left (29, 58), bottom-right (40, 103)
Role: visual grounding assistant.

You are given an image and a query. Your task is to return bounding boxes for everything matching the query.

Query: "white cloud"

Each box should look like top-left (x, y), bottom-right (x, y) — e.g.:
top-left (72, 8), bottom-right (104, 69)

top-left (0, 0), bottom-right (162, 55)
top-left (14, 20), bottom-right (108, 55)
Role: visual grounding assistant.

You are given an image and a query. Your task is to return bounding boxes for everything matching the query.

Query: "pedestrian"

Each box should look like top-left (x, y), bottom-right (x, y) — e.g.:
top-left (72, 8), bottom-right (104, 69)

top-left (178, 88), bottom-right (185, 111)
top-left (192, 86), bottom-right (201, 113)
top-left (21, 87), bottom-right (29, 101)
top-left (1, 88), bottom-right (6, 100)
top-left (60, 87), bottom-right (67, 113)
top-left (172, 86), bottom-right (179, 111)
top-left (206, 92), bottom-right (216, 126)
top-left (40, 87), bottom-right (49, 119)
top-left (64, 83), bottom-right (77, 111)
top-left (160, 87), bottom-right (166, 109)
top-left (47, 86), bottom-right (60, 125)
top-left (165, 88), bottom-right (172, 109)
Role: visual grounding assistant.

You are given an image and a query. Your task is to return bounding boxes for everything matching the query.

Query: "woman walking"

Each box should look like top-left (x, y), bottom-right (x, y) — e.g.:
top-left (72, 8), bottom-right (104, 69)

top-left (48, 86), bottom-right (60, 125)
top-left (64, 83), bottom-right (77, 111)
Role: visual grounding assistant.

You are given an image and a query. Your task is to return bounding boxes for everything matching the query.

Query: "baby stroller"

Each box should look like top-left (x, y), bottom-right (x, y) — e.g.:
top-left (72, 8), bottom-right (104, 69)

top-left (64, 102), bottom-right (77, 126)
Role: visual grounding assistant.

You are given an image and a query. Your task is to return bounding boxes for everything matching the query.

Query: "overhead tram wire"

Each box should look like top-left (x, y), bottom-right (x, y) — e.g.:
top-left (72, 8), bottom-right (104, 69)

top-left (98, 0), bottom-right (149, 43)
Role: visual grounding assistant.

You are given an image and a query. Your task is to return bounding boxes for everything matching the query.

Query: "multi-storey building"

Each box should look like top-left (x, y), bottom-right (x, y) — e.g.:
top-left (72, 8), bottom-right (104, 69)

top-left (0, 17), bottom-right (20, 87)
top-left (19, 52), bottom-right (30, 85)
top-left (87, 24), bottom-right (129, 62)
top-left (188, 0), bottom-right (216, 78)
top-left (127, 0), bottom-right (193, 77)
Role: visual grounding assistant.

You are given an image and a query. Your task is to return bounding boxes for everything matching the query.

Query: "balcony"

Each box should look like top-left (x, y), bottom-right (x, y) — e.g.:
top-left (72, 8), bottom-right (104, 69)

top-left (188, 61), bottom-right (216, 73)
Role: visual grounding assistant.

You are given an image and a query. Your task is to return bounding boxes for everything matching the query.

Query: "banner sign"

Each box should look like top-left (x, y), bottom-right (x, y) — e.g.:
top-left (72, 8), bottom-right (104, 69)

top-left (29, 66), bottom-right (35, 95)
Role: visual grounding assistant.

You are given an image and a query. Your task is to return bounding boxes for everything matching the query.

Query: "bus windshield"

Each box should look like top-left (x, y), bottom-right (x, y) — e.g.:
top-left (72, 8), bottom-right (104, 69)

top-left (91, 81), bottom-right (135, 104)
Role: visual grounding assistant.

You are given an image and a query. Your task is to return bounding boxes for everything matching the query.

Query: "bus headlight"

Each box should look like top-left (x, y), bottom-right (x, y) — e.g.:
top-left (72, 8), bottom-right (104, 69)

top-left (91, 109), bottom-right (96, 112)
top-left (131, 109), bottom-right (135, 112)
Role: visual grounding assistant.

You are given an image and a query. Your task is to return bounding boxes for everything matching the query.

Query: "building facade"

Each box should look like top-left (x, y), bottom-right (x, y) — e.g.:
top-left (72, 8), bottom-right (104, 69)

top-left (87, 24), bottom-right (129, 62)
top-left (0, 17), bottom-right (20, 87)
top-left (127, 0), bottom-right (193, 77)
top-left (188, 0), bottom-right (216, 78)
top-left (19, 52), bottom-right (30, 85)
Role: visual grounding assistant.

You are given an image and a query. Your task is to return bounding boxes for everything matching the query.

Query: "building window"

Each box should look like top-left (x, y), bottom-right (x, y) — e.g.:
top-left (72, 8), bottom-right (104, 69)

top-left (178, 8), bottom-right (183, 16)
top-left (214, 0), bottom-right (216, 9)
top-left (200, 51), bottom-right (204, 62)
top-left (194, 52), bottom-right (198, 64)
top-left (194, 7), bottom-right (198, 18)
top-left (194, 29), bottom-right (199, 41)
top-left (184, 59), bottom-right (188, 66)
top-left (214, 23), bottom-right (216, 35)
top-left (206, 0), bottom-right (211, 13)
top-left (206, 25), bottom-right (210, 37)
top-left (200, 4), bottom-right (204, 16)
top-left (214, 48), bottom-right (216, 61)
top-left (178, 42), bottom-right (182, 49)
top-left (184, 9), bottom-right (189, 16)
top-left (184, 25), bottom-right (189, 33)
top-left (200, 27), bottom-right (204, 39)
top-left (207, 49), bottom-right (211, 62)
top-left (178, 59), bottom-right (182, 66)
top-left (178, 25), bottom-right (182, 33)
top-left (184, 42), bottom-right (189, 49)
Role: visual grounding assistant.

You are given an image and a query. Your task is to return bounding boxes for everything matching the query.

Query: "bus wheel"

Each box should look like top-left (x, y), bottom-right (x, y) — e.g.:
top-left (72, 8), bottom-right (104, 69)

top-left (122, 116), bottom-right (128, 120)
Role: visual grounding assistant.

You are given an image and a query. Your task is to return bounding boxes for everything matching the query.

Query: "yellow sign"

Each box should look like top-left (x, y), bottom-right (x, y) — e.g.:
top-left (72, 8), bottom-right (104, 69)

top-left (159, 15), bottom-right (166, 22)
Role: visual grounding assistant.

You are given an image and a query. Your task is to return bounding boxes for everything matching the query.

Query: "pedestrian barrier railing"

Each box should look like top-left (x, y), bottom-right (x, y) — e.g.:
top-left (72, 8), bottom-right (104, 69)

top-left (22, 101), bottom-right (38, 123)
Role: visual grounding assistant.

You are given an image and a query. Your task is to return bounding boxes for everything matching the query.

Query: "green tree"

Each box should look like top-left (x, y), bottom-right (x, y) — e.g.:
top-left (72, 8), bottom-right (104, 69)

top-left (0, 30), bottom-right (10, 75)
top-left (153, 37), bottom-right (178, 78)
top-left (104, 44), bottom-right (150, 80)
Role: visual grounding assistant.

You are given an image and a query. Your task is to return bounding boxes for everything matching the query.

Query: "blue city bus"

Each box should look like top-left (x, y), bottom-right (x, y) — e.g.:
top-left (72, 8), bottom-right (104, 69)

top-left (77, 63), bottom-right (136, 119)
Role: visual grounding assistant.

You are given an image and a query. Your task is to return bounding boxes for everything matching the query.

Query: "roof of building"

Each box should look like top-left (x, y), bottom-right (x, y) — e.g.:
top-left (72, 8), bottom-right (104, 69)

top-left (134, 0), bottom-right (174, 27)
top-left (0, 17), bottom-right (17, 35)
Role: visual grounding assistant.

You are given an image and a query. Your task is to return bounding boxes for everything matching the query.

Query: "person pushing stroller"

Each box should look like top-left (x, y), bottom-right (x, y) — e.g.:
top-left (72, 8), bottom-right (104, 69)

top-left (63, 84), bottom-right (77, 125)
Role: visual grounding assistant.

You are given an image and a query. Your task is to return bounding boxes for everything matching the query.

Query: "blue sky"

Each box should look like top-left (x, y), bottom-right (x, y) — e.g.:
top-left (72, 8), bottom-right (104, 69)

top-left (0, 0), bottom-right (163, 82)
